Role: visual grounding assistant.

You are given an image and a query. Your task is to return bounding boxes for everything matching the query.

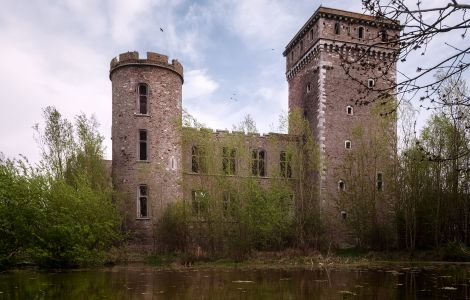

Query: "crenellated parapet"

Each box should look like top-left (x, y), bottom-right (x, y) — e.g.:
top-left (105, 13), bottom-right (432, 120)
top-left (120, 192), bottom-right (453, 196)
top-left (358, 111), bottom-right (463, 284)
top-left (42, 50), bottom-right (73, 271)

top-left (110, 51), bottom-right (184, 82)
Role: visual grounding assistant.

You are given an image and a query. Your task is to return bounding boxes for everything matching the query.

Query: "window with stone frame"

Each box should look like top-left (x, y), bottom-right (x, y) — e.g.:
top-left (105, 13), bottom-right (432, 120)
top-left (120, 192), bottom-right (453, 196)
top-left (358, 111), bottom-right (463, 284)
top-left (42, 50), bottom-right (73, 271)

top-left (138, 83), bottom-right (148, 114)
top-left (222, 147), bottom-right (236, 175)
top-left (139, 129), bottom-right (148, 160)
top-left (191, 190), bottom-right (209, 219)
top-left (358, 26), bottom-right (364, 39)
top-left (347, 105), bottom-right (353, 115)
top-left (345, 140), bottom-right (351, 149)
top-left (376, 172), bottom-right (384, 191)
top-left (368, 78), bottom-right (375, 88)
top-left (222, 190), bottom-right (237, 217)
top-left (334, 22), bottom-right (340, 35)
top-left (280, 151), bottom-right (292, 178)
top-left (137, 185), bottom-right (149, 219)
top-left (251, 149), bottom-right (266, 177)
top-left (191, 145), bottom-right (207, 173)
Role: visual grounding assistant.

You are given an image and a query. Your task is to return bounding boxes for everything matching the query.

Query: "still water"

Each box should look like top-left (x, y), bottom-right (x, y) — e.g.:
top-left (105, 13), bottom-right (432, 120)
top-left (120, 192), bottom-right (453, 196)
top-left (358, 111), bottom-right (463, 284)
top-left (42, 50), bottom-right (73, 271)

top-left (1, 263), bottom-right (470, 299)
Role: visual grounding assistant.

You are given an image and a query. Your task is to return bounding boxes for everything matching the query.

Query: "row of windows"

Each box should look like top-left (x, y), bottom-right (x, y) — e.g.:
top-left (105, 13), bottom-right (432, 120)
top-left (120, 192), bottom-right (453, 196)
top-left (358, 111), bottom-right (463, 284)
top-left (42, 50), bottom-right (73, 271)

top-left (305, 79), bottom-right (374, 94)
top-left (337, 172), bottom-right (384, 192)
top-left (191, 146), bottom-right (293, 178)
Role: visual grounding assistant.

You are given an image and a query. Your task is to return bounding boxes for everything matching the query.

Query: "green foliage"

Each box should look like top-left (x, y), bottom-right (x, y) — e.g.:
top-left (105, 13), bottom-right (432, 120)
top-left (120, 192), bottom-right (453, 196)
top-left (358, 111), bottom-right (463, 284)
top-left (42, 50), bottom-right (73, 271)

top-left (0, 107), bottom-right (121, 268)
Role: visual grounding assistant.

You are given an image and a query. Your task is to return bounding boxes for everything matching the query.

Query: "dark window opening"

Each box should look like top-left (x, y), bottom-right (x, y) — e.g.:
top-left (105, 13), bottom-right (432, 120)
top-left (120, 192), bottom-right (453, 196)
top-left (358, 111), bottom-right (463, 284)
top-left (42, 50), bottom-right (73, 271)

top-left (139, 129), bottom-right (147, 160)
top-left (368, 79), bottom-right (375, 88)
top-left (341, 211), bottom-right (347, 220)
top-left (300, 40), bottom-right (303, 51)
top-left (345, 140), bottom-right (351, 149)
top-left (377, 172), bottom-right (383, 191)
top-left (138, 185), bottom-right (148, 218)
top-left (222, 147), bottom-right (236, 175)
top-left (307, 83), bottom-right (311, 93)
top-left (347, 106), bottom-right (353, 115)
top-left (280, 151), bottom-right (292, 178)
top-left (338, 180), bottom-right (346, 191)
top-left (380, 29), bottom-right (388, 42)
top-left (334, 22), bottom-right (340, 35)
top-left (191, 145), bottom-right (207, 173)
top-left (252, 149), bottom-right (266, 177)
top-left (310, 29), bottom-right (314, 40)
top-left (138, 83), bottom-right (148, 114)
top-left (358, 27), bottom-right (364, 39)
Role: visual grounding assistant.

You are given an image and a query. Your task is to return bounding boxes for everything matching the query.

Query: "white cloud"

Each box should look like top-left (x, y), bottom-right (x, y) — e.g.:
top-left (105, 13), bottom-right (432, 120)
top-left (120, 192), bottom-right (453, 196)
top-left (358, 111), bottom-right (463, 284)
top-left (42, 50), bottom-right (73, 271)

top-left (183, 69), bottom-right (219, 99)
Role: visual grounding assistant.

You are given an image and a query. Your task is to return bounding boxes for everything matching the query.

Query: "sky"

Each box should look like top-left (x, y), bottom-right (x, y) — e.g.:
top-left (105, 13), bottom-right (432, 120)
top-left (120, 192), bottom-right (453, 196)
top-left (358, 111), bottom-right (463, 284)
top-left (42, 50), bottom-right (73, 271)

top-left (0, 0), bottom-right (466, 162)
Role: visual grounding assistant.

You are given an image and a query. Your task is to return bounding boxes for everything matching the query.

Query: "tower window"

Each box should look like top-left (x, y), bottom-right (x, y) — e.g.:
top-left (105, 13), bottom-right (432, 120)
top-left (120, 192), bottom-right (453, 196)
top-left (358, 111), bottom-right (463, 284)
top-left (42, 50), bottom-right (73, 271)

top-left (280, 151), bottom-right (292, 178)
top-left (347, 106), bottom-right (353, 115)
top-left (334, 22), bottom-right (340, 35)
top-left (338, 180), bottom-right (346, 191)
top-left (376, 172), bottom-right (384, 191)
top-left (358, 27), bottom-right (364, 39)
top-left (380, 29), bottom-right (388, 42)
top-left (310, 29), bottom-right (314, 40)
top-left (252, 149), bottom-right (266, 177)
top-left (291, 50), bottom-right (294, 61)
top-left (368, 79), bottom-right (375, 88)
top-left (307, 83), bottom-right (311, 93)
top-left (138, 83), bottom-right (148, 114)
top-left (137, 185), bottom-right (148, 218)
top-left (191, 145), bottom-right (206, 173)
top-left (170, 156), bottom-right (177, 171)
top-left (345, 140), bottom-right (351, 149)
top-left (341, 211), bottom-right (347, 220)
top-left (222, 147), bottom-right (236, 175)
top-left (300, 40), bottom-right (303, 51)
top-left (139, 129), bottom-right (147, 160)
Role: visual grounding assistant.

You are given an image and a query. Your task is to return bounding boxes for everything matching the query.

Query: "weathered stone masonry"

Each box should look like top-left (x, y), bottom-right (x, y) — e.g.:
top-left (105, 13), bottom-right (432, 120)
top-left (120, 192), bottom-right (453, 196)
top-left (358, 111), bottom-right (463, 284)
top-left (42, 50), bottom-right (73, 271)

top-left (110, 7), bottom-right (400, 252)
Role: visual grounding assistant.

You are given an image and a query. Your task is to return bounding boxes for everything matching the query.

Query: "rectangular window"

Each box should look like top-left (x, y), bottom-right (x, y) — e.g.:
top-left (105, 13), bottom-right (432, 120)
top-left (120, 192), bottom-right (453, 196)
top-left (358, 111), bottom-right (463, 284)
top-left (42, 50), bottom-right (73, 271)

top-left (139, 129), bottom-right (147, 160)
top-left (300, 40), bottom-right (303, 51)
top-left (138, 84), bottom-right (148, 114)
top-left (252, 149), bottom-right (266, 177)
top-left (280, 151), bottom-right (292, 178)
top-left (222, 147), bottom-right (236, 175)
top-left (191, 145), bottom-right (206, 173)
top-left (138, 185), bottom-right (148, 218)
top-left (310, 29), bottom-right (313, 40)
top-left (377, 172), bottom-right (383, 191)
top-left (191, 190), bottom-right (208, 218)
top-left (223, 190), bottom-right (236, 217)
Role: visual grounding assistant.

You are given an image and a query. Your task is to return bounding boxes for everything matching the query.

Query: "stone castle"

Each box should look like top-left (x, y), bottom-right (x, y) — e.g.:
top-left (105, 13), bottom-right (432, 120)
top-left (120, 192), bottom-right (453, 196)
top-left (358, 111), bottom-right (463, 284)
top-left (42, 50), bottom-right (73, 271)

top-left (110, 7), bottom-right (400, 252)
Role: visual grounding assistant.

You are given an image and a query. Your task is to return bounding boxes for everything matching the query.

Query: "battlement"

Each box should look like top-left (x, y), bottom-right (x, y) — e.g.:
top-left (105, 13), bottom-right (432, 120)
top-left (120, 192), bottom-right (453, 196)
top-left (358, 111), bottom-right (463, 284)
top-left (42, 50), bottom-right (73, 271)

top-left (109, 51), bottom-right (183, 81)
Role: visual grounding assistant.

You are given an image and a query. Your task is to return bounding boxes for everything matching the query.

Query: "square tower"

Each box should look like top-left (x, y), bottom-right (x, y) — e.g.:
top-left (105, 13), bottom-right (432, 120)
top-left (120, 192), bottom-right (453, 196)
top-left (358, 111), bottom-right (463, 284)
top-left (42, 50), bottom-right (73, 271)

top-left (284, 7), bottom-right (400, 244)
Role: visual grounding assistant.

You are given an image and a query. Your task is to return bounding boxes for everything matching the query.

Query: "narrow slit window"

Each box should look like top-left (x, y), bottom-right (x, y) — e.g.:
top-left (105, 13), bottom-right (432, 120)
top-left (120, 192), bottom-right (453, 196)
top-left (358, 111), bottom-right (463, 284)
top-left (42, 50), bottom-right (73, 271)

top-left (368, 79), bottom-right (375, 88)
top-left (138, 84), bottom-right (148, 114)
top-left (345, 140), bottom-right (351, 149)
top-left (300, 40), bottom-right (303, 51)
top-left (222, 147), bottom-right (237, 175)
top-left (307, 83), bottom-right (311, 93)
top-left (347, 106), bottom-right (353, 115)
top-left (170, 156), bottom-right (177, 171)
top-left (334, 22), bottom-right (340, 35)
top-left (338, 180), bottom-right (346, 191)
top-left (377, 172), bottom-right (384, 191)
top-left (252, 149), bottom-right (266, 177)
top-left (310, 29), bottom-right (314, 40)
top-left (138, 185), bottom-right (148, 218)
top-left (358, 27), bottom-right (364, 39)
top-left (380, 29), bottom-right (388, 42)
top-left (280, 151), bottom-right (292, 178)
top-left (139, 129), bottom-right (147, 160)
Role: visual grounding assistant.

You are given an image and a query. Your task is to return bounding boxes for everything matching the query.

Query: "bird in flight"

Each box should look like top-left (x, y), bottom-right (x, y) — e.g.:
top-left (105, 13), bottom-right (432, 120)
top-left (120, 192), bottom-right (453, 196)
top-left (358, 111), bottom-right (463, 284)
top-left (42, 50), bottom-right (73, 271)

top-left (160, 28), bottom-right (164, 32)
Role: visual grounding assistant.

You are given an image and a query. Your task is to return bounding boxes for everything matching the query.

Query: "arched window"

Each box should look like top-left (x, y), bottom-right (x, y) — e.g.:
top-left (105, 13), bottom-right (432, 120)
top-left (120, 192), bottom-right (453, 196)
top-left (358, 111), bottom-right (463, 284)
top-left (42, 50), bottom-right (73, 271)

top-left (347, 106), bottom-right (353, 115)
top-left (345, 140), bottom-right (351, 149)
top-left (338, 180), bottom-right (346, 191)
top-left (334, 22), bottom-right (340, 35)
top-left (138, 83), bottom-right (148, 114)
top-left (358, 27), bottom-right (364, 39)
top-left (170, 156), bottom-right (177, 171)
top-left (368, 79), bottom-right (375, 88)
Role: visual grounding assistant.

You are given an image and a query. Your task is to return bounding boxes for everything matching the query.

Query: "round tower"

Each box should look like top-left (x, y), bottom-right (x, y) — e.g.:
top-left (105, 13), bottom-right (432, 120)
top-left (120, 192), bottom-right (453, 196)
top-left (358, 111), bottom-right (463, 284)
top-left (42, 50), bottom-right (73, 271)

top-left (110, 51), bottom-right (183, 254)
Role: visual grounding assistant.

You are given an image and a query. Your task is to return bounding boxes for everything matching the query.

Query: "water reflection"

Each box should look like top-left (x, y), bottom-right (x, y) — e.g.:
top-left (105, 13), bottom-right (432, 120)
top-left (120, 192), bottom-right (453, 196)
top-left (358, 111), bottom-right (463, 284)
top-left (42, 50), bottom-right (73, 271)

top-left (1, 263), bottom-right (470, 299)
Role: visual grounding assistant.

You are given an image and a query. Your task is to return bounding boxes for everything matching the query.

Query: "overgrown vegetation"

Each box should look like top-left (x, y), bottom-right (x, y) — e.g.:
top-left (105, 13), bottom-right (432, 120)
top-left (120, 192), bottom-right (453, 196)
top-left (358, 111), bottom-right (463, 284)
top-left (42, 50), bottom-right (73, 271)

top-left (0, 107), bottom-right (121, 268)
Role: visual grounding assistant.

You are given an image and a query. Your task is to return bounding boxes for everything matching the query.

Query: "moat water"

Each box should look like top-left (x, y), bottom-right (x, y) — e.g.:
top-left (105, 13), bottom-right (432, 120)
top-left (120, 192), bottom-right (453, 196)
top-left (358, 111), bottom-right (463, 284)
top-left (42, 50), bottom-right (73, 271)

top-left (1, 263), bottom-right (470, 299)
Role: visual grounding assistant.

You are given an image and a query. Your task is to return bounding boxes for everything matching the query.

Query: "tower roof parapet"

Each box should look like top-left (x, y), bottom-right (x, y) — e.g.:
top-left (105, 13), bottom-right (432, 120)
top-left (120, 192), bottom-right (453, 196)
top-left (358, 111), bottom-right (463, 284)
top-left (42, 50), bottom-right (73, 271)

top-left (109, 51), bottom-right (183, 82)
